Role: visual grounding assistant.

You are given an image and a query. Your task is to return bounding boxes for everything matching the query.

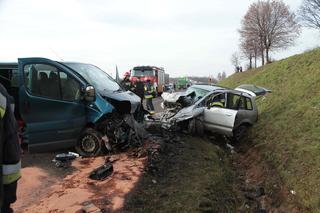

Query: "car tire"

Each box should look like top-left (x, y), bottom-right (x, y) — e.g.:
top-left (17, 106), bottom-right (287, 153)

top-left (231, 125), bottom-right (249, 144)
top-left (195, 119), bottom-right (204, 137)
top-left (187, 119), bottom-right (196, 135)
top-left (76, 128), bottom-right (102, 156)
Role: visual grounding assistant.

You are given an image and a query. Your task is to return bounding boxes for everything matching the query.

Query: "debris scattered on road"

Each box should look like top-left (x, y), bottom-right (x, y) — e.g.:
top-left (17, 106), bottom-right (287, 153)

top-left (89, 160), bottom-right (114, 181)
top-left (290, 190), bottom-right (296, 195)
top-left (152, 179), bottom-right (157, 184)
top-left (226, 143), bottom-right (236, 154)
top-left (52, 152), bottom-right (79, 168)
top-left (82, 200), bottom-right (103, 213)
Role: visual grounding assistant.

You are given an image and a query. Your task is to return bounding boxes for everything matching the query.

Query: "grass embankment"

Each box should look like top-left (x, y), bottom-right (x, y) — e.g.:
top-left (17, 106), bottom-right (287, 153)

top-left (124, 137), bottom-right (241, 212)
top-left (220, 48), bottom-right (320, 211)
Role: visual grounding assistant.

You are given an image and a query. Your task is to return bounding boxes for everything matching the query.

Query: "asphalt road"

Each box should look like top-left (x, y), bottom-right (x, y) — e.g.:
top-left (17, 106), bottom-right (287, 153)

top-left (143, 96), bottom-right (164, 113)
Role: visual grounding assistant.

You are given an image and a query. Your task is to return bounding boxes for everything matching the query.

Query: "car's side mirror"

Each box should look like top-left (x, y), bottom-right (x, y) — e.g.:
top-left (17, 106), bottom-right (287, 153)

top-left (84, 85), bottom-right (96, 102)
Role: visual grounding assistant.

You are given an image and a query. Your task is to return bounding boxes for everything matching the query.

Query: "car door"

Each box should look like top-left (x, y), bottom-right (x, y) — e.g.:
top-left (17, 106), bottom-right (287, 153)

top-left (233, 94), bottom-right (257, 128)
top-left (18, 58), bottom-right (87, 152)
top-left (203, 92), bottom-right (238, 136)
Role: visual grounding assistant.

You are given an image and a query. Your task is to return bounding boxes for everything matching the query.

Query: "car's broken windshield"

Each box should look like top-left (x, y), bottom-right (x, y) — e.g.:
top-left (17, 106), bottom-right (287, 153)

top-left (185, 87), bottom-right (210, 101)
top-left (65, 63), bottom-right (121, 92)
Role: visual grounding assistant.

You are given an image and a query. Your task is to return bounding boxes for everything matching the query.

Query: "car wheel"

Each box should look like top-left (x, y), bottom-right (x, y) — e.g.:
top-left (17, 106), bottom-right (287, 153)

top-left (187, 119), bottom-right (196, 135)
top-left (232, 125), bottom-right (249, 144)
top-left (76, 128), bottom-right (102, 156)
top-left (195, 119), bottom-right (204, 137)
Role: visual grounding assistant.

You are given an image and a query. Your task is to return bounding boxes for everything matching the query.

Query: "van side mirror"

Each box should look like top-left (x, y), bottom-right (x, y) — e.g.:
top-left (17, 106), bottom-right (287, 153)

top-left (84, 85), bottom-right (96, 102)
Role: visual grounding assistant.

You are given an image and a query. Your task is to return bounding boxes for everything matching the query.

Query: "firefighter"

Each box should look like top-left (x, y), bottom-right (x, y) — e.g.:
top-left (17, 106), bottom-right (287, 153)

top-left (144, 80), bottom-right (155, 114)
top-left (209, 94), bottom-right (225, 108)
top-left (0, 84), bottom-right (21, 213)
top-left (121, 72), bottom-right (132, 91)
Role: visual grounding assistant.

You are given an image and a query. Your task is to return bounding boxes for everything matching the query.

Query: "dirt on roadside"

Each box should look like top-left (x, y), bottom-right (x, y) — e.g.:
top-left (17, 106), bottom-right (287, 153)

top-left (233, 141), bottom-right (306, 213)
top-left (13, 148), bottom-right (148, 212)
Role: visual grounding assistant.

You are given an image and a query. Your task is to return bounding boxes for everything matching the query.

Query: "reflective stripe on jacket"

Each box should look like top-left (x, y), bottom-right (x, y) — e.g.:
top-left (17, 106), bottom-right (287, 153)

top-left (144, 85), bottom-right (154, 99)
top-left (0, 93), bottom-right (7, 118)
top-left (3, 161), bottom-right (21, 184)
top-left (210, 101), bottom-right (224, 108)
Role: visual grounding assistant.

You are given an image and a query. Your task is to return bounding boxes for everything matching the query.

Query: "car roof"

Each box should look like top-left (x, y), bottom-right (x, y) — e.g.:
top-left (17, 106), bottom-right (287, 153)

top-left (190, 84), bottom-right (223, 91)
top-left (191, 84), bottom-right (252, 98)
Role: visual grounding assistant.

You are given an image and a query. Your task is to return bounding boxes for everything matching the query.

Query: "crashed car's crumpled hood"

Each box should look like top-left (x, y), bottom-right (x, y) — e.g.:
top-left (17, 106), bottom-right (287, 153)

top-left (173, 105), bottom-right (204, 122)
top-left (161, 90), bottom-right (196, 108)
top-left (161, 104), bottom-right (205, 129)
top-left (100, 90), bottom-right (141, 114)
top-left (161, 91), bottom-right (186, 103)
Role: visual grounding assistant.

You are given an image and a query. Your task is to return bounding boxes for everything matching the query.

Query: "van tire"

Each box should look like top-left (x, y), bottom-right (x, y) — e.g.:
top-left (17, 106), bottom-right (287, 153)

top-left (76, 128), bottom-right (102, 157)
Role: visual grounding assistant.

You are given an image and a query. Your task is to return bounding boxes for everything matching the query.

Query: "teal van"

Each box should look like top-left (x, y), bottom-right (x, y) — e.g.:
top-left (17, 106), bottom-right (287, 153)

top-left (0, 58), bottom-right (142, 156)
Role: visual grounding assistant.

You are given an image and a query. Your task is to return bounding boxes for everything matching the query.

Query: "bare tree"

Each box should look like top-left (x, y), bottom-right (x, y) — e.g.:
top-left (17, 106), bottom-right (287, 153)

top-left (240, 37), bottom-right (261, 69)
top-left (217, 72), bottom-right (222, 81)
top-left (299, 0), bottom-right (320, 30)
top-left (239, 0), bottom-right (300, 65)
top-left (231, 52), bottom-right (240, 71)
top-left (221, 71), bottom-right (227, 80)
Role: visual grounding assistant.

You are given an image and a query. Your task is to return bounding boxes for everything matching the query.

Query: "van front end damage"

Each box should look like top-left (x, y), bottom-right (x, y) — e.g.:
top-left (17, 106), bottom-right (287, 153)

top-left (94, 111), bottom-right (147, 152)
top-left (77, 91), bottom-right (147, 156)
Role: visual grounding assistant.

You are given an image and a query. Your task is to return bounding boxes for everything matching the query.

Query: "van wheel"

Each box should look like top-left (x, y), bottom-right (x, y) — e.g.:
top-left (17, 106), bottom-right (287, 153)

top-left (231, 125), bottom-right (249, 144)
top-left (76, 128), bottom-right (102, 156)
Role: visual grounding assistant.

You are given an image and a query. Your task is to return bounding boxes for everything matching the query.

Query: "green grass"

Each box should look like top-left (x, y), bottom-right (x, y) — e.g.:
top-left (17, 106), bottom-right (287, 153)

top-left (124, 137), bottom-right (241, 212)
top-left (220, 48), bottom-right (320, 212)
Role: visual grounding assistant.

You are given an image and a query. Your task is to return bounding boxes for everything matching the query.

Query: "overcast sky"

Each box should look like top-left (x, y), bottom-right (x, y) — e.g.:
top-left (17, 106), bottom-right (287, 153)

top-left (0, 0), bottom-right (319, 78)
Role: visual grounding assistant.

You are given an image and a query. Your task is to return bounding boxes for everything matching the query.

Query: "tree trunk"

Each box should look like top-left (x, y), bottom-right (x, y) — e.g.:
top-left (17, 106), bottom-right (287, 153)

top-left (266, 47), bottom-right (269, 64)
top-left (261, 49), bottom-right (265, 66)
top-left (249, 54), bottom-right (252, 69)
top-left (254, 54), bottom-right (257, 68)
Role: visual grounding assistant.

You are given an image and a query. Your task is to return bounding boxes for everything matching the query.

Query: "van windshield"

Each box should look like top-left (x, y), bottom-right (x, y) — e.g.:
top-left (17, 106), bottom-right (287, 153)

top-left (64, 63), bottom-right (121, 92)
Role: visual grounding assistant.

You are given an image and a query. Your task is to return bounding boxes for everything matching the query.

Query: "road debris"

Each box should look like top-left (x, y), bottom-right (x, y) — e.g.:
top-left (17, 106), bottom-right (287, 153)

top-left (82, 200), bottom-right (103, 213)
top-left (89, 159), bottom-right (114, 181)
top-left (52, 152), bottom-right (79, 168)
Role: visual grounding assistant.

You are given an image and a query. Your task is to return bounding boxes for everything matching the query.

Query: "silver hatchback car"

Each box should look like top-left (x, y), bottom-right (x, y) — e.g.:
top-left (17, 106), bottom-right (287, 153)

top-left (160, 84), bottom-right (270, 142)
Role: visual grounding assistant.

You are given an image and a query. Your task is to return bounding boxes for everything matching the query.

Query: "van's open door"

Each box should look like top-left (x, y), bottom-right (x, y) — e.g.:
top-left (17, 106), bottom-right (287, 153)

top-left (18, 57), bottom-right (87, 152)
top-left (235, 84), bottom-right (271, 97)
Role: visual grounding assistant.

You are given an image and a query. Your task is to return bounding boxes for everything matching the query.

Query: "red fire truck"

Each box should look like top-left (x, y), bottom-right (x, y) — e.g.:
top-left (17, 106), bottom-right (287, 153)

top-left (130, 66), bottom-right (165, 94)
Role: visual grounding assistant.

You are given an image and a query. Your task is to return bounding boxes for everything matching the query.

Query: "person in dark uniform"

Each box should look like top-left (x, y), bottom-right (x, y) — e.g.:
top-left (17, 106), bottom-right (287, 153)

top-left (144, 80), bottom-right (155, 114)
top-left (0, 84), bottom-right (21, 213)
top-left (134, 77), bottom-right (145, 104)
top-left (121, 72), bottom-right (132, 91)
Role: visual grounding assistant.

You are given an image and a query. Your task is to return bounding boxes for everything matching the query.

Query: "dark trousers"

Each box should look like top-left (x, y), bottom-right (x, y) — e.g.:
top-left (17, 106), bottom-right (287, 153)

top-left (2, 181), bottom-right (17, 213)
top-left (146, 98), bottom-right (154, 111)
top-left (139, 95), bottom-right (144, 105)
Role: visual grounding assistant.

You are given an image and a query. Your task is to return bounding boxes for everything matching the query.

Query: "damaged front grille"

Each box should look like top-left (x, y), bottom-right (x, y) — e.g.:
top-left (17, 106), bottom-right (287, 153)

top-left (96, 112), bottom-right (147, 152)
